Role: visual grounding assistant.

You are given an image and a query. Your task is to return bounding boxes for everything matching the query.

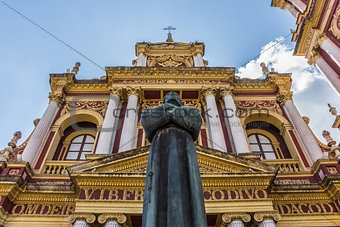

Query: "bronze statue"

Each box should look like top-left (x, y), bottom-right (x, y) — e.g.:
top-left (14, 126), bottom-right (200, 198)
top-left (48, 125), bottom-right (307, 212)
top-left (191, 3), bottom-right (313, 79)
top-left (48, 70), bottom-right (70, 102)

top-left (141, 91), bottom-right (207, 227)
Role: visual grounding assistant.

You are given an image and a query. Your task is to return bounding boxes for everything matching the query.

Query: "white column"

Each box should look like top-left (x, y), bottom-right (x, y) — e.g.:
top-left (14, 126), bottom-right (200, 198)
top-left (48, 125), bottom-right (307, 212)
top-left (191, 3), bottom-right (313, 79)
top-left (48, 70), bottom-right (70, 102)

top-left (202, 88), bottom-right (227, 152)
top-left (286, 4), bottom-right (299, 18)
top-left (222, 90), bottom-right (251, 154)
top-left (320, 38), bottom-right (340, 67)
top-left (194, 53), bottom-right (205, 67)
top-left (258, 219), bottom-right (276, 227)
top-left (290, 0), bottom-right (306, 12)
top-left (283, 99), bottom-right (323, 163)
top-left (315, 57), bottom-right (340, 94)
top-left (96, 91), bottom-right (121, 154)
top-left (119, 88), bottom-right (140, 152)
top-left (227, 220), bottom-right (244, 227)
top-left (73, 220), bottom-right (90, 227)
top-left (136, 53), bottom-right (147, 66)
top-left (105, 221), bottom-right (122, 227)
top-left (22, 99), bottom-right (60, 165)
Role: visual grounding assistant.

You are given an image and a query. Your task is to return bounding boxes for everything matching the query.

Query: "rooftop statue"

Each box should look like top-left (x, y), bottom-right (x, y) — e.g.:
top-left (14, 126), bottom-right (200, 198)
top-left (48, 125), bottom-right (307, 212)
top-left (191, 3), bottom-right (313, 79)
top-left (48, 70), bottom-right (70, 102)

top-left (141, 91), bottom-right (207, 227)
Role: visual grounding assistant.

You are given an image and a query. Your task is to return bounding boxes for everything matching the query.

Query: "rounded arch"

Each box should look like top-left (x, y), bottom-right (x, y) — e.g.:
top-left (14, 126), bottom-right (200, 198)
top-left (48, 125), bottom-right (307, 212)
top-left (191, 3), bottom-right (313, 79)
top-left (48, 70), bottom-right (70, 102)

top-left (54, 109), bottom-right (104, 132)
top-left (242, 110), bottom-right (290, 131)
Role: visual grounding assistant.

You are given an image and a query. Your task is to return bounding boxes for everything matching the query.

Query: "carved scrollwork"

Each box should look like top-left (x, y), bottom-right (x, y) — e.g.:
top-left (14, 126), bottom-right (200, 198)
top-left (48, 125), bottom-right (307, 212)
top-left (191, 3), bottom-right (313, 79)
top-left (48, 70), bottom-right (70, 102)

top-left (254, 211), bottom-right (281, 222)
top-left (98, 213), bottom-right (127, 224)
top-left (60, 101), bottom-right (108, 117)
top-left (222, 212), bottom-right (251, 224)
top-left (68, 213), bottom-right (96, 224)
top-left (235, 100), bottom-right (283, 116)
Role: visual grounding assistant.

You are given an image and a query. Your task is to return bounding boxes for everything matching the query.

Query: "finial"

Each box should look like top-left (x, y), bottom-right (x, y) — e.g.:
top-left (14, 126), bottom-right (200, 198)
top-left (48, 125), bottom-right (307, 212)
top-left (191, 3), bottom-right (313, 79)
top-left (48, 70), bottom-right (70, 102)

top-left (0, 131), bottom-right (22, 162)
top-left (260, 62), bottom-right (269, 76)
top-left (328, 103), bottom-right (337, 116)
top-left (322, 130), bottom-right (340, 159)
top-left (71, 62), bottom-right (81, 75)
top-left (163, 26), bottom-right (176, 42)
top-left (166, 33), bottom-right (174, 42)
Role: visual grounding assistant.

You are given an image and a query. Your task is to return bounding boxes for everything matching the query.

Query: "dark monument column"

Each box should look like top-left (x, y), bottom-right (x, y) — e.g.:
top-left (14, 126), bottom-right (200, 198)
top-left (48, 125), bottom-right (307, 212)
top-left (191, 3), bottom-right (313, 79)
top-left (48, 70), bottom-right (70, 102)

top-left (141, 91), bottom-right (207, 227)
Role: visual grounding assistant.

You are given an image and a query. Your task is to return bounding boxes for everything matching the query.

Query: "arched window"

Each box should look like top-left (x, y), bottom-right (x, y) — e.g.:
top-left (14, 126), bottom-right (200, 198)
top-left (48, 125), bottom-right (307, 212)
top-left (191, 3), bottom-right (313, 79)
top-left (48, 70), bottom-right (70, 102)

top-left (248, 133), bottom-right (277, 159)
top-left (64, 134), bottom-right (95, 161)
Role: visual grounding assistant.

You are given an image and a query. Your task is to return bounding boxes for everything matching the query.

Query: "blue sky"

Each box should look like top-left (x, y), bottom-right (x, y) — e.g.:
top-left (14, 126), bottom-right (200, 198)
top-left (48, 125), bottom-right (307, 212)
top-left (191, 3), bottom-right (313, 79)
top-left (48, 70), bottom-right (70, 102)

top-left (0, 0), bottom-right (339, 148)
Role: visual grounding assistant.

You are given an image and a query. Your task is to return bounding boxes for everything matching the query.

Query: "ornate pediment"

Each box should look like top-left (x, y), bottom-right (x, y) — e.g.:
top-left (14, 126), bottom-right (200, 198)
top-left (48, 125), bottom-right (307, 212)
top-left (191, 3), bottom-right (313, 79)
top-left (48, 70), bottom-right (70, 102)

top-left (67, 145), bottom-right (277, 175)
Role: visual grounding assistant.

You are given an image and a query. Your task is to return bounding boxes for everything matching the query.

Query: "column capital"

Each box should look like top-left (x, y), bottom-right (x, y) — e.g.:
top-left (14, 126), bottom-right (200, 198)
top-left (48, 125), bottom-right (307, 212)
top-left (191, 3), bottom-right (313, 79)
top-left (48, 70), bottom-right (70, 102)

top-left (276, 91), bottom-right (293, 106)
top-left (308, 49), bottom-right (322, 65)
top-left (254, 211), bottom-right (281, 222)
top-left (98, 213), bottom-right (127, 224)
top-left (201, 86), bottom-right (218, 98)
top-left (48, 92), bottom-right (65, 107)
top-left (126, 86), bottom-right (141, 97)
top-left (219, 86), bottom-right (234, 97)
top-left (316, 34), bottom-right (329, 47)
top-left (69, 213), bottom-right (96, 224)
top-left (222, 212), bottom-right (251, 224)
top-left (109, 87), bottom-right (123, 96)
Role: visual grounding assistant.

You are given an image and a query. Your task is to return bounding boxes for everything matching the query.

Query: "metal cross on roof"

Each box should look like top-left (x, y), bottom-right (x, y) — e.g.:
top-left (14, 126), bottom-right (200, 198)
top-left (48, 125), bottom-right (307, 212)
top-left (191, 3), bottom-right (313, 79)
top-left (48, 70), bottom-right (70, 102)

top-left (163, 26), bottom-right (176, 35)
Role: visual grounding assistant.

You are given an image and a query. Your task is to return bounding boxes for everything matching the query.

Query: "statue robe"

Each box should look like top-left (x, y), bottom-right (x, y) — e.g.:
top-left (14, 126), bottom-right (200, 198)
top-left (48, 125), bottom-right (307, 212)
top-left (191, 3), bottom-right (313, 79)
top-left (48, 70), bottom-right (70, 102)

top-left (141, 104), bottom-right (207, 227)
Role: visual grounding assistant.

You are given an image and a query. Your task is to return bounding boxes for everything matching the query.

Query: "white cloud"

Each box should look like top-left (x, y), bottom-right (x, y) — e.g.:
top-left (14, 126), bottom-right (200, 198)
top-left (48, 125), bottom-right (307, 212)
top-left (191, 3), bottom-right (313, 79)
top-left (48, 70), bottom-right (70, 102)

top-left (236, 38), bottom-right (324, 93)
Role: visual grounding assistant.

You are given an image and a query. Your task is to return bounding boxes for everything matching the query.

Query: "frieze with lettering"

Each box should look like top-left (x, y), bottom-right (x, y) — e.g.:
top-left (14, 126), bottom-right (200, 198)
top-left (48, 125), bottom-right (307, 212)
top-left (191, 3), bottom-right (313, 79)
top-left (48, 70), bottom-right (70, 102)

top-left (274, 202), bottom-right (338, 215)
top-left (79, 188), bottom-right (267, 201)
top-left (11, 204), bottom-right (74, 215)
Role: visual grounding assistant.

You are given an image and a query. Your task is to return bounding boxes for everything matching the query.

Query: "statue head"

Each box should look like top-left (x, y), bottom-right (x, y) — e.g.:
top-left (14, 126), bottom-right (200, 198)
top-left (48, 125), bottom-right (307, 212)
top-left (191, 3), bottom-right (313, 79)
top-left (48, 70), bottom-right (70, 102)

top-left (163, 91), bottom-right (182, 106)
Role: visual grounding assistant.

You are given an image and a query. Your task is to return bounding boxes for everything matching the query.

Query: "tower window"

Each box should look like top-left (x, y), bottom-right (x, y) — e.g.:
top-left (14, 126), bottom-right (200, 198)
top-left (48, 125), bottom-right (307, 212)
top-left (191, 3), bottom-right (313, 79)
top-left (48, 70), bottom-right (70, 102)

top-left (248, 133), bottom-right (277, 159)
top-left (65, 134), bottom-right (95, 161)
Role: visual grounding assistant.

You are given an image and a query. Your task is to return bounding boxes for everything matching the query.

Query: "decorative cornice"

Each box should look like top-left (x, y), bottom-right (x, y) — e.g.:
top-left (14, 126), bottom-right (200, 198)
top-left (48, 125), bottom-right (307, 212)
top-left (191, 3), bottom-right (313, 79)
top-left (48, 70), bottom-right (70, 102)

top-left (69, 213), bottom-right (96, 224)
top-left (222, 212), bottom-right (251, 223)
top-left (254, 211), bottom-right (281, 222)
top-left (98, 213), bottom-right (127, 224)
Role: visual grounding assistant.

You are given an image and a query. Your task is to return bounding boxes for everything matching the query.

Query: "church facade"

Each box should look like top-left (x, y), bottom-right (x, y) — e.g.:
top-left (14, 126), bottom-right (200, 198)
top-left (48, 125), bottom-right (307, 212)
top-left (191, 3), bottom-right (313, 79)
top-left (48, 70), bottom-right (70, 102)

top-left (0, 33), bottom-right (339, 227)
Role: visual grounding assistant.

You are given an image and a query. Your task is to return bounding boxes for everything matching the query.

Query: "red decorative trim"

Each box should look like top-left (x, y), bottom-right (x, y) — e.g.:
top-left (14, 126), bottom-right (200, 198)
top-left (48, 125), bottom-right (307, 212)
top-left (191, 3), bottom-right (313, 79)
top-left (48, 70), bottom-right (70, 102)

top-left (66, 93), bottom-right (110, 96)
top-left (325, 0), bottom-right (340, 47)
top-left (0, 196), bottom-right (14, 213)
top-left (112, 102), bottom-right (127, 153)
top-left (216, 101), bottom-right (233, 153)
top-left (233, 92), bottom-right (276, 96)
top-left (34, 131), bottom-right (56, 170)
top-left (319, 48), bottom-right (340, 74)
top-left (289, 130), bottom-right (310, 167)
top-left (136, 129), bottom-right (144, 148)
top-left (200, 129), bottom-right (208, 147)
